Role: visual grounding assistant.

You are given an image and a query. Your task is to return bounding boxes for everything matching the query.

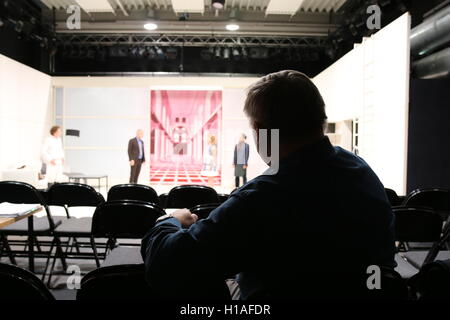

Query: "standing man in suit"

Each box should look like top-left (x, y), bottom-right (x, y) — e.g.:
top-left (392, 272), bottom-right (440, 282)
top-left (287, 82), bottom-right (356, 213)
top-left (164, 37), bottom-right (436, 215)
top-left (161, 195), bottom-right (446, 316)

top-left (128, 129), bottom-right (145, 184)
top-left (233, 133), bottom-right (250, 187)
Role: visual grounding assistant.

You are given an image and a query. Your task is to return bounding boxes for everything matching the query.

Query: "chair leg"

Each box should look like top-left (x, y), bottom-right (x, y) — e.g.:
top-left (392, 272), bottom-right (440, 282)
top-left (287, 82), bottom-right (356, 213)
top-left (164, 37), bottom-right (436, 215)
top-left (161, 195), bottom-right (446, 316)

top-left (72, 237), bottom-right (81, 254)
top-left (42, 238), bottom-right (56, 282)
top-left (1, 235), bottom-right (16, 265)
top-left (91, 236), bottom-right (100, 268)
top-left (54, 236), bottom-right (67, 271)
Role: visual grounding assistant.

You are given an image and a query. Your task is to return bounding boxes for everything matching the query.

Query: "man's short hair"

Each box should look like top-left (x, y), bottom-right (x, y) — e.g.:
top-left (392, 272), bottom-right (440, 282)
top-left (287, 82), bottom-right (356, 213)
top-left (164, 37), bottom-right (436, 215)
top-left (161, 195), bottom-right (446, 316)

top-left (50, 126), bottom-right (60, 135)
top-left (244, 70), bottom-right (327, 141)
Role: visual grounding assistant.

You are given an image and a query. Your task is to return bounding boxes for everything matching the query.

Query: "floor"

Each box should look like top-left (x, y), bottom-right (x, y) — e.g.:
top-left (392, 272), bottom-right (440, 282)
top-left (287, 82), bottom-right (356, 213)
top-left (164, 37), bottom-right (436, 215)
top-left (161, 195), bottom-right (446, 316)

top-left (150, 162), bottom-right (221, 186)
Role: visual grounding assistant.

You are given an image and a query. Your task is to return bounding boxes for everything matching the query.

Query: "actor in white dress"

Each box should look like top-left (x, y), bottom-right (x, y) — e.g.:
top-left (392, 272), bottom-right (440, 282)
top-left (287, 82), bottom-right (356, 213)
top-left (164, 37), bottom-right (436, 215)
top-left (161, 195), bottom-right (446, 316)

top-left (41, 126), bottom-right (65, 184)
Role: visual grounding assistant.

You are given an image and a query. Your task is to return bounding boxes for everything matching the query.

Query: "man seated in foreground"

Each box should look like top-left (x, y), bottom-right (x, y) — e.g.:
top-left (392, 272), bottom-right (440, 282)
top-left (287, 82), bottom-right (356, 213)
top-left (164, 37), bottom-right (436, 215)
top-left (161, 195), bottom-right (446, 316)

top-left (141, 70), bottom-right (396, 299)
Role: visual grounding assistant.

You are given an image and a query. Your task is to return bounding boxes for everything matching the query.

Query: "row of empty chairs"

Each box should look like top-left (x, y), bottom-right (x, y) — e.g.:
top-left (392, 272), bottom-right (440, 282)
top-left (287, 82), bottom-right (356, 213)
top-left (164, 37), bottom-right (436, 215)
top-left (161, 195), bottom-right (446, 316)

top-left (384, 188), bottom-right (450, 281)
top-left (0, 181), bottom-right (228, 285)
top-left (4, 258), bottom-right (450, 300)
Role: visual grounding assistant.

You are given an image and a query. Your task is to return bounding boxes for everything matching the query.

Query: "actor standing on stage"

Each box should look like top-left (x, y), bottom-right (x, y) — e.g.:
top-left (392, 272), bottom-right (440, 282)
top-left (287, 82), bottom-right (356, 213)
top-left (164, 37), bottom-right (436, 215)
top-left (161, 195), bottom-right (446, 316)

top-left (233, 133), bottom-right (249, 187)
top-left (128, 129), bottom-right (145, 184)
top-left (41, 125), bottom-right (65, 185)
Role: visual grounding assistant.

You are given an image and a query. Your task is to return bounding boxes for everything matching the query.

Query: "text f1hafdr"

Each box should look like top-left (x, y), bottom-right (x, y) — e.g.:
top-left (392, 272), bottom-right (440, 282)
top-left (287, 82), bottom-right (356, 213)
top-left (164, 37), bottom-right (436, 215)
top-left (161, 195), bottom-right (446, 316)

top-left (179, 304), bottom-right (271, 317)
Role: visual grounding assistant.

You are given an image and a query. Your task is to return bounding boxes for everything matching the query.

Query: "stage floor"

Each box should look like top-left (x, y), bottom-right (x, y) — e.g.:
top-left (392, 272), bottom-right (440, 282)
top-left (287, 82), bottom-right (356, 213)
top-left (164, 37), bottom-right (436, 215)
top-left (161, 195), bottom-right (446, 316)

top-left (149, 163), bottom-right (221, 186)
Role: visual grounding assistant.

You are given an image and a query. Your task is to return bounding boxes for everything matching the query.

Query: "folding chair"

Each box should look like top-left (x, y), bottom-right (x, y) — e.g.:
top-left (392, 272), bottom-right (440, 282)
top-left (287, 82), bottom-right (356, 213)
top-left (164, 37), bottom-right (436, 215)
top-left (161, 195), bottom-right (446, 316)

top-left (0, 181), bottom-right (66, 275)
top-left (76, 264), bottom-right (155, 300)
top-left (107, 183), bottom-right (159, 205)
top-left (166, 185), bottom-right (219, 208)
top-left (0, 262), bottom-right (55, 300)
top-left (91, 200), bottom-right (165, 267)
top-left (393, 207), bottom-right (445, 278)
top-left (190, 203), bottom-right (221, 220)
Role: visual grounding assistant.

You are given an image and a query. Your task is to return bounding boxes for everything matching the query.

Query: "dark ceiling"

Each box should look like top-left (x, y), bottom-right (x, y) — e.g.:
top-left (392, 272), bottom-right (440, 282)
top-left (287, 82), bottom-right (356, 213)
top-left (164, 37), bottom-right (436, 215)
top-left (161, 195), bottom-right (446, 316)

top-left (0, 0), bottom-right (442, 76)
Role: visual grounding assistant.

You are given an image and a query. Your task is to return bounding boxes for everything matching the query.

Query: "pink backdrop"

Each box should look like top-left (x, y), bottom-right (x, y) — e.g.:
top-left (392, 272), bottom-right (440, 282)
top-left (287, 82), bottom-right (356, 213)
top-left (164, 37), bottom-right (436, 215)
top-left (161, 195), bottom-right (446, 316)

top-left (149, 90), bottom-right (222, 185)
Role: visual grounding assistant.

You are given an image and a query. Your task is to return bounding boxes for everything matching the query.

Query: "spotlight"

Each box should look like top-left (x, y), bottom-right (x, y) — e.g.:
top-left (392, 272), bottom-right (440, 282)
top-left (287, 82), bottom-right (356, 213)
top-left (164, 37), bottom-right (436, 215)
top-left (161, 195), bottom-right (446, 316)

top-left (215, 47), bottom-right (221, 58)
top-left (212, 0), bottom-right (225, 9)
top-left (146, 47), bottom-right (156, 59)
top-left (144, 22), bottom-right (158, 31)
top-left (232, 48), bottom-right (240, 59)
top-left (226, 23), bottom-right (239, 31)
top-left (223, 47), bottom-right (230, 59)
top-left (155, 46), bottom-right (164, 59)
top-left (0, 19), bottom-right (4, 28)
top-left (241, 47), bottom-right (248, 59)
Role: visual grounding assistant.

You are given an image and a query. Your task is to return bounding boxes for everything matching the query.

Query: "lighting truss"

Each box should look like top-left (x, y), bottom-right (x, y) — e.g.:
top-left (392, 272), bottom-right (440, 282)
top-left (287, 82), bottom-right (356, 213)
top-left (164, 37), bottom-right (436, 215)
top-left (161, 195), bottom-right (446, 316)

top-left (54, 33), bottom-right (328, 48)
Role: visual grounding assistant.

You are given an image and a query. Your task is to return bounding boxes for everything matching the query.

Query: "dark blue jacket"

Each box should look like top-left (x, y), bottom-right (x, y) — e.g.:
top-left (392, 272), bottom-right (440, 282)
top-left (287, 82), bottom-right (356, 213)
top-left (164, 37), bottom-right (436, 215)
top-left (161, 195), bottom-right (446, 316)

top-left (141, 137), bottom-right (396, 299)
top-left (233, 142), bottom-right (250, 166)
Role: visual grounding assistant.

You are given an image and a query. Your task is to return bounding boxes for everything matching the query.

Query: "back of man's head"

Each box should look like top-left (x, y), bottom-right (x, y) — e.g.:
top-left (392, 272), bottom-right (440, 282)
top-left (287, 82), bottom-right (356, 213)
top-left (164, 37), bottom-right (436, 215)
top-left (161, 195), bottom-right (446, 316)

top-left (244, 70), bottom-right (327, 143)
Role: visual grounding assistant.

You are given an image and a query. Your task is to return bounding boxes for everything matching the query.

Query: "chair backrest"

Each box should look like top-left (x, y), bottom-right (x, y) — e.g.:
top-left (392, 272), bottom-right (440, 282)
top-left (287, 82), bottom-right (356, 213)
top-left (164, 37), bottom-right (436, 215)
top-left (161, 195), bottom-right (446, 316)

top-left (166, 185), bottom-right (219, 208)
top-left (91, 200), bottom-right (165, 239)
top-left (0, 263), bottom-right (55, 300)
top-left (190, 203), bottom-right (221, 220)
top-left (385, 188), bottom-right (400, 206)
top-left (409, 259), bottom-right (450, 300)
top-left (218, 193), bottom-right (230, 204)
top-left (0, 181), bottom-right (56, 229)
top-left (77, 264), bottom-right (155, 300)
top-left (404, 188), bottom-right (450, 214)
top-left (393, 207), bottom-right (443, 242)
top-left (48, 182), bottom-right (105, 207)
top-left (107, 184), bottom-right (159, 205)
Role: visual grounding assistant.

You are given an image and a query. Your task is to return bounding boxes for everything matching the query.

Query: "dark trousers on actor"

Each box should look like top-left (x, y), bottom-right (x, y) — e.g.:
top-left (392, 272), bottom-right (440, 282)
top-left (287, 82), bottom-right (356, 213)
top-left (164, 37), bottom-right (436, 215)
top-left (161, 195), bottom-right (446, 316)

top-left (130, 159), bottom-right (143, 183)
top-left (235, 175), bottom-right (247, 187)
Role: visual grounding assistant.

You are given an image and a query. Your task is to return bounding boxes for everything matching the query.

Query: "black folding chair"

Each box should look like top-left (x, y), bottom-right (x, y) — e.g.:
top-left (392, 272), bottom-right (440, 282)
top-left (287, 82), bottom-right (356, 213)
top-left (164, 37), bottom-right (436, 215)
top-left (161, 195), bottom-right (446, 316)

top-left (76, 264), bottom-right (155, 300)
top-left (403, 188), bottom-right (450, 221)
top-left (394, 207), bottom-right (446, 277)
top-left (107, 184), bottom-right (159, 205)
top-left (409, 259), bottom-right (450, 300)
top-left (44, 183), bottom-right (105, 285)
top-left (385, 188), bottom-right (400, 206)
top-left (0, 181), bottom-right (66, 275)
top-left (91, 200), bottom-right (165, 267)
top-left (190, 203), bottom-right (221, 220)
top-left (166, 185), bottom-right (219, 208)
top-left (0, 262), bottom-right (55, 300)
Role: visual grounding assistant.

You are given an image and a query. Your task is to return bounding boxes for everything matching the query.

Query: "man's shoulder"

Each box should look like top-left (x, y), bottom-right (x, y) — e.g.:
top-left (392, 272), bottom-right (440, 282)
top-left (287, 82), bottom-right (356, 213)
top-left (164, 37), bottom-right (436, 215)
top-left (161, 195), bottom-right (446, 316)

top-left (231, 175), bottom-right (279, 200)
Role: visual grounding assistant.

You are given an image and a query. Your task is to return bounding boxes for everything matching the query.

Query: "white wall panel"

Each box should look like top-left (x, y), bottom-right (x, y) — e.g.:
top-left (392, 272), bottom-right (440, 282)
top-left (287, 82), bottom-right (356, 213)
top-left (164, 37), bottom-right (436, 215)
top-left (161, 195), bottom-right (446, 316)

top-left (313, 13), bottom-right (411, 194)
top-left (0, 54), bottom-right (53, 170)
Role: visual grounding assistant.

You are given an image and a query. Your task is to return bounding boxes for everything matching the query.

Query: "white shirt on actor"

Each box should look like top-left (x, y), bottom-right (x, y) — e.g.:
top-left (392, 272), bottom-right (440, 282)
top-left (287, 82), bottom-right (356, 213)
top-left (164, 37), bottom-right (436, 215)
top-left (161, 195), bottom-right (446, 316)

top-left (41, 126), bottom-right (65, 183)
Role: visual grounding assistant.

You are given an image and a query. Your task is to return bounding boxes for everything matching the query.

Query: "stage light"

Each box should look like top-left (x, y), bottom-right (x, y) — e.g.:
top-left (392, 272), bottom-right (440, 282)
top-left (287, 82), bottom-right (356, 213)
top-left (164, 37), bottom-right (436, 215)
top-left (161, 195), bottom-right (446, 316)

top-left (212, 0), bottom-right (225, 9)
top-left (144, 22), bottom-right (158, 31)
top-left (223, 47), bottom-right (230, 59)
top-left (232, 48), bottom-right (240, 59)
top-left (215, 47), bottom-right (221, 58)
top-left (226, 23), bottom-right (239, 31)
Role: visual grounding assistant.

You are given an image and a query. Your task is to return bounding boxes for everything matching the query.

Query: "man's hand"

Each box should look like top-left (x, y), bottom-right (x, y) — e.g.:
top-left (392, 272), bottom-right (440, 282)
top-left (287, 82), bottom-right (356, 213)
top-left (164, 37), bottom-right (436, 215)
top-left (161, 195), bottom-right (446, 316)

top-left (50, 159), bottom-right (57, 166)
top-left (171, 208), bottom-right (198, 228)
top-left (130, 160), bottom-right (135, 166)
top-left (243, 165), bottom-right (248, 169)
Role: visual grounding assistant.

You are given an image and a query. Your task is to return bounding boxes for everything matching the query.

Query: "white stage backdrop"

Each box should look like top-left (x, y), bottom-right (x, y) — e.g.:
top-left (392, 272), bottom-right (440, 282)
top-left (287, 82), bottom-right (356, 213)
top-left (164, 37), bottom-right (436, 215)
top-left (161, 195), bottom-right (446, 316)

top-left (0, 54), bottom-right (53, 171)
top-left (313, 13), bottom-right (411, 194)
top-left (56, 83), bottom-right (266, 190)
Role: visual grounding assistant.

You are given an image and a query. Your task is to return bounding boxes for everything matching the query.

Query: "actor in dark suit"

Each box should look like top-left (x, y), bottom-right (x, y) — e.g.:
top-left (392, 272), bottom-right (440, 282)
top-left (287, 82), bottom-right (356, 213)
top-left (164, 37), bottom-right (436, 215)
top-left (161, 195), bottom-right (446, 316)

top-left (128, 129), bottom-right (145, 184)
top-left (233, 134), bottom-right (250, 187)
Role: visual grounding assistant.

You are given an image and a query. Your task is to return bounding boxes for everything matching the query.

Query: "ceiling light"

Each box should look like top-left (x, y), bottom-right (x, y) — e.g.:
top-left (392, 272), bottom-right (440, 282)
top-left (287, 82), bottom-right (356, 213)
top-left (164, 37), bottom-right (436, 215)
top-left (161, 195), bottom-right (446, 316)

top-left (226, 24), bottom-right (239, 31)
top-left (144, 23), bottom-right (158, 31)
top-left (212, 0), bottom-right (225, 10)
